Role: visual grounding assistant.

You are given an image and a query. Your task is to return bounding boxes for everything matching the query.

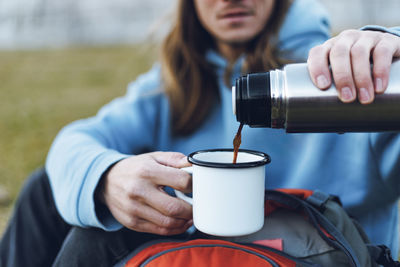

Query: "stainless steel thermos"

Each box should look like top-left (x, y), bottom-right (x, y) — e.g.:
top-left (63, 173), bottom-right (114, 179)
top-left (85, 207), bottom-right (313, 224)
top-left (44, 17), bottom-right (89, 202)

top-left (233, 61), bottom-right (400, 133)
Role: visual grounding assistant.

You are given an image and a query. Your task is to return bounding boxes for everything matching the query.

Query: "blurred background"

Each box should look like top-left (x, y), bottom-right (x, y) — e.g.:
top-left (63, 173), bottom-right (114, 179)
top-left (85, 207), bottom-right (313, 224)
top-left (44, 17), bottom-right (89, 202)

top-left (1, 0), bottom-right (400, 50)
top-left (0, 0), bottom-right (399, 234)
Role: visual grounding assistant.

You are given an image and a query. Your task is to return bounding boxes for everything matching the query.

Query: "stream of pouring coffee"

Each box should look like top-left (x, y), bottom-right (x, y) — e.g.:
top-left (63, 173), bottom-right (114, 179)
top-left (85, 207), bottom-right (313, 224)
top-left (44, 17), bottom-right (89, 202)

top-left (233, 123), bottom-right (244, 164)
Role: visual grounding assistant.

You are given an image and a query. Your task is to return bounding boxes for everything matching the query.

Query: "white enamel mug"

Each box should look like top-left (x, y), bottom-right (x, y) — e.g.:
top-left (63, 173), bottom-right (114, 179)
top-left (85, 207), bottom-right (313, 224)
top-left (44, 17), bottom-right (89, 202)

top-left (175, 149), bottom-right (271, 237)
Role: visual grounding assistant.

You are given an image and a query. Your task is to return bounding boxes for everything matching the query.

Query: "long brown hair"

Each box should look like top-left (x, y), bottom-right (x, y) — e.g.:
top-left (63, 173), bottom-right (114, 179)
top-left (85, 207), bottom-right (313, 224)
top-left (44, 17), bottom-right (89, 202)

top-left (161, 0), bottom-right (292, 136)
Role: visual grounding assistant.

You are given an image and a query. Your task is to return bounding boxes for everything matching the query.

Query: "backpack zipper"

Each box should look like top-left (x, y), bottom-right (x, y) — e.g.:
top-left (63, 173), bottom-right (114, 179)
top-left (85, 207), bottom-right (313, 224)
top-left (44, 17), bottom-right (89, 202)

top-left (244, 243), bottom-right (322, 267)
top-left (139, 243), bottom-right (281, 267)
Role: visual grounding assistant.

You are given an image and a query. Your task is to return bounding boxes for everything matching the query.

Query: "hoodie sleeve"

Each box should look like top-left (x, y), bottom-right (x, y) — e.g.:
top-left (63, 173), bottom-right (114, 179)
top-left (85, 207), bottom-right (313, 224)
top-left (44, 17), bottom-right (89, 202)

top-left (277, 1), bottom-right (400, 62)
top-left (369, 133), bottom-right (400, 199)
top-left (360, 25), bottom-right (400, 37)
top-left (278, 0), bottom-right (331, 62)
top-left (45, 64), bottom-right (167, 230)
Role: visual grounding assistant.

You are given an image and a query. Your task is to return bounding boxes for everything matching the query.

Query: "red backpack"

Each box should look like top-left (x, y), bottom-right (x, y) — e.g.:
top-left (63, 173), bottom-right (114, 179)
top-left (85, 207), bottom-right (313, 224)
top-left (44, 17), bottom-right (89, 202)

top-left (117, 189), bottom-right (399, 267)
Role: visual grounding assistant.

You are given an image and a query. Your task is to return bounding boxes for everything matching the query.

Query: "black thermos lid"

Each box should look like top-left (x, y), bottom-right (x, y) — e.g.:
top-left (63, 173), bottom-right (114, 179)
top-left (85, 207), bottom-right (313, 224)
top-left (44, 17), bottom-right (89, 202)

top-left (235, 72), bottom-right (271, 127)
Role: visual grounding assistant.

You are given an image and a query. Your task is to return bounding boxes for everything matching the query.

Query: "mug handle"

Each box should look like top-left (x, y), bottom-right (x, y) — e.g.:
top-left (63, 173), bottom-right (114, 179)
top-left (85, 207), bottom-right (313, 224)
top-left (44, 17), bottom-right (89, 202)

top-left (174, 166), bottom-right (193, 205)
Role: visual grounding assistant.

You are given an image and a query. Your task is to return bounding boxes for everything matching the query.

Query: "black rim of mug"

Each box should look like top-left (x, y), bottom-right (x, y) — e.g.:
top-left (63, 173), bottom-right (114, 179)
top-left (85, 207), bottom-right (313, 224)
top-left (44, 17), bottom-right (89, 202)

top-left (187, 148), bottom-right (271, 169)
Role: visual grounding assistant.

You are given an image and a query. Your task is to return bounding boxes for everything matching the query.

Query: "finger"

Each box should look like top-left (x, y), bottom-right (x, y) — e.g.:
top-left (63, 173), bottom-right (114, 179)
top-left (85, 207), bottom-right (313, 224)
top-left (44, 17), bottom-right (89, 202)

top-left (143, 157), bottom-right (192, 193)
top-left (103, 173), bottom-right (193, 231)
top-left (136, 219), bottom-right (193, 236)
top-left (350, 35), bottom-right (377, 104)
top-left (145, 187), bottom-right (193, 220)
top-left (105, 194), bottom-right (193, 235)
top-left (125, 199), bottom-right (191, 229)
top-left (329, 34), bottom-right (357, 103)
top-left (125, 216), bottom-right (193, 236)
top-left (307, 39), bottom-right (333, 90)
top-left (151, 151), bottom-right (191, 169)
top-left (372, 36), bottom-right (397, 94)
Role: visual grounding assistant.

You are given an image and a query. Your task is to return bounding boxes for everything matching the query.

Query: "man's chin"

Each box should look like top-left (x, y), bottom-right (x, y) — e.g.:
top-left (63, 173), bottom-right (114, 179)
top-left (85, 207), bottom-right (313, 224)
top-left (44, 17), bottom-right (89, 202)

top-left (220, 37), bottom-right (253, 47)
top-left (218, 30), bottom-right (258, 45)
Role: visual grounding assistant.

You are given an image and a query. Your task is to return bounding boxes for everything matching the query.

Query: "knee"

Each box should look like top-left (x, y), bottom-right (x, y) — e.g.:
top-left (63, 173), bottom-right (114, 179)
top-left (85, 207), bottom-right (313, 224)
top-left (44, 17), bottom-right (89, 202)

top-left (53, 227), bottom-right (117, 266)
top-left (15, 167), bottom-right (52, 208)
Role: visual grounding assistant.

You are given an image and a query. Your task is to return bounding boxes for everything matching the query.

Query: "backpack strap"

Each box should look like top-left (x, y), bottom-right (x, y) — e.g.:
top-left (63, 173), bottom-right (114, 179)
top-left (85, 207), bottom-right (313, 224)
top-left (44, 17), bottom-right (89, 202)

top-left (305, 190), bottom-right (330, 211)
top-left (265, 190), bottom-right (362, 267)
top-left (367, 245), bottom-right (400, 267)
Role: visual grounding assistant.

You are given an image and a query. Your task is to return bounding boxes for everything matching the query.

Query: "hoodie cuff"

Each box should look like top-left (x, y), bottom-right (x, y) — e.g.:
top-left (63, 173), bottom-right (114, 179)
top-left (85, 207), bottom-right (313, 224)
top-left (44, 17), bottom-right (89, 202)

top-left (360, 25), bottom-right (400, 38)
top-left (79, 150), bottom-right (129, 231)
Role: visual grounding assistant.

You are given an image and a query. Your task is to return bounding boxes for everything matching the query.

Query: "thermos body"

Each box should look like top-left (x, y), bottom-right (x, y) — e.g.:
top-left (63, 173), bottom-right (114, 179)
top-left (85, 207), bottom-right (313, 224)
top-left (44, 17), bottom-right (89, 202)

top-left (233, 60), bottom-right (400, 133)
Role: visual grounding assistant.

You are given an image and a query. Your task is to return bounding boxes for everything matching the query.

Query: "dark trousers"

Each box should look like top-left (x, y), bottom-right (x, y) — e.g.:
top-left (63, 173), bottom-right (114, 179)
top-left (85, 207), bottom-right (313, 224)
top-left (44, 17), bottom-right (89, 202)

top-left (0, 168), bottom-right (190, 266)
top-left (0, 168), bottom-right (70, 267)
top-left (52, 226), bottom-right (189, 267)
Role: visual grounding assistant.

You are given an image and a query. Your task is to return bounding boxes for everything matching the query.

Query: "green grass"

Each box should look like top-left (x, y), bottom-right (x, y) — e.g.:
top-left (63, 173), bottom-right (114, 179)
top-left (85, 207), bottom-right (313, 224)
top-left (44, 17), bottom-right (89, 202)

top-left (0, 44), bottom-right (156, 233)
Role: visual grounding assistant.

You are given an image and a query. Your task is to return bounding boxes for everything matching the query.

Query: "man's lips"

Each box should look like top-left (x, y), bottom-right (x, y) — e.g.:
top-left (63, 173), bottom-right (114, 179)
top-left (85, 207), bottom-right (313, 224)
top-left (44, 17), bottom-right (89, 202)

top-left (218, 8), bottom-right (254, 19)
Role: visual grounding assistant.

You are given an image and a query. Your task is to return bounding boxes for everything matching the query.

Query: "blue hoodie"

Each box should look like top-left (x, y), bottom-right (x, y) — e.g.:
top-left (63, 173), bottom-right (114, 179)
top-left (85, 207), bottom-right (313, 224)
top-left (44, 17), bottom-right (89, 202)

top-left (46, 0), bottom-right (400, 255)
